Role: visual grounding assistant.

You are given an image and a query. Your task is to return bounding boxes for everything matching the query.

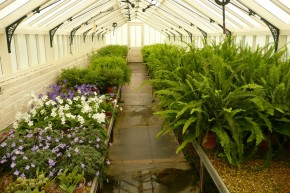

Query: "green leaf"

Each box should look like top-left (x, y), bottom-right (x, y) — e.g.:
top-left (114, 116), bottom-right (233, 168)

top-left (182, 116), bottom-right (197, 134)
top-left (176, 135), bottom-right (195, 153)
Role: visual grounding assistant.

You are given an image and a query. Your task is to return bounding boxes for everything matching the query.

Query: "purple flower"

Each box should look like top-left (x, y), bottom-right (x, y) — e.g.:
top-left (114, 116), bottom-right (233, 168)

top-left (5, 153), bottom-right (11, 158)
top-left (87, 181), bottom-right (92, 187)
top-left (20, 173), bottom-right (25, 178)
top-left (31, 145), bottom-right (39, 152)
top-left (74, 137), bottom-right (79, 143)
top-left (26, 133), bottom-right (33, 138)
top-left (55, 138), bottom-right (59, 142)
top-left (23, 156), bottom-right (28, 160)
top-left (49, 171), bottom-right (54, 177)
top-left (79, 140), bottom-right (84, 144)
top-left (58, 143), bottom-right (66, 149)
top-left (38, 93), bottom-right (43, 99)
top-left (31, 163), bottom-right (35, 168)
top-left (46, 136), bottom-right (51, 141)
top-left (75, 148), bottom-right (79, 154)
top-left (1, 142), bottom-right (7, 147)
top-left (11, 142), bottom-right (16, 147)
top-left (11, 162), bottom-right (16, 168)
top-left (25, 165), bottom-right (30, 170)
top-left (0, 159), bottom-right (7, 164)
top-left (96, 144), bottom-right (100, 149)
top-left (39, 130), bottom-right (44, 136)
top-left (18, 146), bottom-right (23, 150)
top-left (12, 156), bottom-right (17, 161)
top-left (57, 153), bottom-right (62, 157)
top-left (96, 138), bottom-right (101, 142)
top-left (14, 170), bottom-right (20, 176)
top-left (38, 136), bottom-right (43, 142)
top-left (72, 132), bottom-right (76, 137)
top-left (67, 134), bottom-right (71, 138)
top-left (52, 147), bottom-right (59, 153)
top-left (48, 159), bottom-right (55, 168)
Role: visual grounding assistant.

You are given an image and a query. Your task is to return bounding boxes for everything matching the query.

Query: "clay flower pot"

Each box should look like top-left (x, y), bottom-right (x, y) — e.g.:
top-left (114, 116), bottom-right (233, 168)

top-left (202, 131), bottom-right (217, 149)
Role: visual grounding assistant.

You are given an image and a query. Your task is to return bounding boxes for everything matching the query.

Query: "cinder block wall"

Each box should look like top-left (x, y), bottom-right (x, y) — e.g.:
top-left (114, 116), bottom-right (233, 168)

top-left (0, 53), bottom-right (89, 130)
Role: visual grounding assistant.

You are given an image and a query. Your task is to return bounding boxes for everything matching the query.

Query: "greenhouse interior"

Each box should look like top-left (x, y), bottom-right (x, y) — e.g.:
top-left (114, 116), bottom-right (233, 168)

top-left (0, 0), bottom-right (290, 192)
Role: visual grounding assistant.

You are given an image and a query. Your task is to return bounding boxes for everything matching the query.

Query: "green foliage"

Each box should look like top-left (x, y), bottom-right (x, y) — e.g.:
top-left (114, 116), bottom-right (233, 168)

top-left (5, 170), bottom-right (49, 193)
top-left (92, 45), bottom-right (128, 58)
top-left (57, 167), bottom-right (84, 193)
top-left (58, 67), bottom-right (94, 87)
top-left (89, 56), bottom-right (131, 88)
top-left (142, 36), bottom-right (290, 166)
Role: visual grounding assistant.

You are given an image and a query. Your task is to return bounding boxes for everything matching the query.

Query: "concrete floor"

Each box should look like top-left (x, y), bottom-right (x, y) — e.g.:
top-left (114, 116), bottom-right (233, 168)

top-left (103, 63), bottom-right (199, 193)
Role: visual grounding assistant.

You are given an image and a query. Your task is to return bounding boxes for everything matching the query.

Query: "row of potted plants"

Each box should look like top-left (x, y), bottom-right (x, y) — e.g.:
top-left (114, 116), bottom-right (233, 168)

top-left (141, 37), bottom-right (290, 166)
top-left (0, 45), bottom-right (130, 192)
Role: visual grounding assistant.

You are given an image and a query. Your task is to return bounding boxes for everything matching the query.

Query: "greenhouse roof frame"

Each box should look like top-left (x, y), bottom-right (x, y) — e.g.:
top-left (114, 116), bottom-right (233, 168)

top-left (0, 0), bottom-right (290, 51)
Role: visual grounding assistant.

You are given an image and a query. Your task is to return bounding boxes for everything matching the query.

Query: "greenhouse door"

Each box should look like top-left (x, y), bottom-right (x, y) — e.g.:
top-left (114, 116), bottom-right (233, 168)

top-left (128, 22), bottom-right (144, 62)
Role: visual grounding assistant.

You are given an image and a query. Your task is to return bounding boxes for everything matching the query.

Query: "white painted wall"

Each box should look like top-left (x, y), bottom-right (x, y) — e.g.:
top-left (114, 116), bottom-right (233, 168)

top-left (0, 32), bottom-right (105, 130)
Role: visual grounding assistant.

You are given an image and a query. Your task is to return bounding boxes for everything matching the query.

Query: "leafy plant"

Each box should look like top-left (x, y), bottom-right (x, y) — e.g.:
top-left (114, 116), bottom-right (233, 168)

top-left (5, 169), bottom-right (49, 193)
top-left (57, 167), bottom-right (84, 193)
top-left (142, 37), bottom-right (290, 166)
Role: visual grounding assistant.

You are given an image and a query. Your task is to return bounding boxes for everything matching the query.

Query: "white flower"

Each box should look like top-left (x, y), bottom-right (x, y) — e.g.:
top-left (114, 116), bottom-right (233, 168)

top-left (120, 107), bottom-right (123, 111)
top-left (78, 90), bottom-right (81, 94)
top-left (77, 115), bottom-right (85, 125)
top-left (13, 122), bottom-right (19, 129)
top-left (67, 99), bottom-right (72, 105)
top-left (73, 96), bottom-right (80, 101)
top-left (30, 109), bottom-right (37, 116)
top-left (40, 109), bottom-right (46, 114)
top-left (15, 112), bottom-right (22, 120)
top-left (42, 95), bottom-right (48, 101)
top-left (64, 104), bottom-right (70, 110)
top-left (61, 117), bottom-right (66, 125)
top-left (92, 113), bottom-right (106, 123)
top-left (51, 111), bottom-right (57, 117)
top-left (28, 121), bottom-right (34, 126)
top-left (82, 103), bottom-right (91, 113)
top-left (81, 96), bottom-right (86, 101)
top-left (56, 96), bottom-right (64, 104)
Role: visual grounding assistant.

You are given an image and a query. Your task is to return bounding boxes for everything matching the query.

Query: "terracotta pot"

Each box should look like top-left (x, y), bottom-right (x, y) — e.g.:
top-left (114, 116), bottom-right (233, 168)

top-left (202, 131), bottom-right (217, 149)
top-left (0, 130), bottom-right (11, 142)
top-left (73, 186), bottom-right (85, 193)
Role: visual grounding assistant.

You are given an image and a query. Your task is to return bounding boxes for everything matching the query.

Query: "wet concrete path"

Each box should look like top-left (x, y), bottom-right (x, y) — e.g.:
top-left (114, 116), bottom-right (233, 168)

top-left (103, 63), bottom-right (199, 193)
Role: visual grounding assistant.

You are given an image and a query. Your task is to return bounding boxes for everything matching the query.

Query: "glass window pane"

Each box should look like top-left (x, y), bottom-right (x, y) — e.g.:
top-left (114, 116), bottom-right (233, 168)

top-left (136, 26), bottom-right (142, 47)
top-left (130, 26), bottom-right (136, 47)
top-left (255, 0), bottom-right (290, 24)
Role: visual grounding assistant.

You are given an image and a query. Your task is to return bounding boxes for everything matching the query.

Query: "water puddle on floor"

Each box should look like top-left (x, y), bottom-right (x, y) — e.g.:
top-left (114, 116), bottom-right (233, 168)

top-left (103, 168), bottom-right (200, 193)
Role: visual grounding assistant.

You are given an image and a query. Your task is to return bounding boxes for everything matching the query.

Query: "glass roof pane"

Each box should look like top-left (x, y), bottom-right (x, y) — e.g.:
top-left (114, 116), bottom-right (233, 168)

top-left (145, 0), bottom-right (160, 7)
top-left (32, 0), bottom-right (84, 27)
top-left (195, 1), bottom-right (240, 29)
top-left (0, 0), bottom-right (30, 20)
top-left (278, 0), bottom-right (290, 9)
top-left (21, 0), bottom-right (64, 26)
top-left (255, 0), bottom-right (290, 24)
top-left (0, 0), bottom-right (6, 4)
top-left (227, 4), bottom-right (262, 27)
